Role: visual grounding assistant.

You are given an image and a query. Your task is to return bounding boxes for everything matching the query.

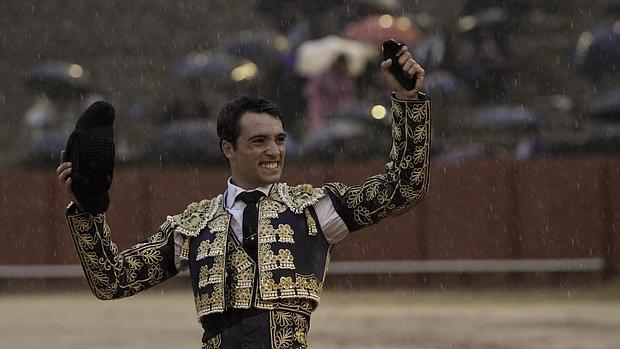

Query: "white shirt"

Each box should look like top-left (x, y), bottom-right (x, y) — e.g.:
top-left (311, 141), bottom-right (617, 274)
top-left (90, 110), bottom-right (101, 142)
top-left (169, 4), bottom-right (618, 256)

top-left (174, 179), bottom-right (349, 270)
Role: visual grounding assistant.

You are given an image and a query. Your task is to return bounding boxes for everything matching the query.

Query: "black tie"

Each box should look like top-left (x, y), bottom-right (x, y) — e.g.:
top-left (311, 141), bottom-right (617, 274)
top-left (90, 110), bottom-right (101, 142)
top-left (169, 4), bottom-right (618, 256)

top-left (236, 190), bottom-right (265, 262)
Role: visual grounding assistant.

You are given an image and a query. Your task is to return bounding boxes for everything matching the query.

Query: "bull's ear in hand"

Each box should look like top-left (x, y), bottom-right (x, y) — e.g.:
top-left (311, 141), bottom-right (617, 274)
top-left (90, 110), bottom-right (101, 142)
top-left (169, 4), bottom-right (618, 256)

top-left (382, 39), bottom-right (416, 91)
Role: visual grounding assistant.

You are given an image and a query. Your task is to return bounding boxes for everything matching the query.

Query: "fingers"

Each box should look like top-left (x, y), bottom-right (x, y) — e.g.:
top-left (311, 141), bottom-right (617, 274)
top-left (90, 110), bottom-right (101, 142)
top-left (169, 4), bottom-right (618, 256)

top-left (58, 166), bottom-right (72, 183)
top-left (398, 49), bottom-right (424, 80)
top-left (409, 62), bottom-right (426, 92)
top-left (380, 58), bottom-right (399, 87)
top-left (380, 58), bottom-right (393, 70)
top-left (380, 45), bottom-right (426, 98)
top-left (64, 177), bottom-right (73, 194)
top-left (57, 159), bottom-right (73, 193)
top-left (56, 161), bottom-right (72, 176)
top-left (396, 45), bottom-right (408, 57)
top-left (56, 150), bottom-right (80, 205)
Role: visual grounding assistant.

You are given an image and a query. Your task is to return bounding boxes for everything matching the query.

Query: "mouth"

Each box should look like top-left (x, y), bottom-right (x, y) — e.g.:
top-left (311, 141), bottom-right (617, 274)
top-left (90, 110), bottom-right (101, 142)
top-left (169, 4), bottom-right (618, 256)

top-left (260, 161), bottom-right (279, 169)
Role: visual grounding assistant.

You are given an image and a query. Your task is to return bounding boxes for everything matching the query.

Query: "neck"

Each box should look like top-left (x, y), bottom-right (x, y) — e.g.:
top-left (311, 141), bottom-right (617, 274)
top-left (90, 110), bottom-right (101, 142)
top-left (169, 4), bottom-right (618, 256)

top-left (230, 177), bottom-right (265, 191)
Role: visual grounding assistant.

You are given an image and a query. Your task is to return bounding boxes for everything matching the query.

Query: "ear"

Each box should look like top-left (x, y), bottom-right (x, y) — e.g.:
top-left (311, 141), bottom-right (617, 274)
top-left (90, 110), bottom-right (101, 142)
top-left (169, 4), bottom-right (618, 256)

top-left (221, 140), bottom-right (234, 160)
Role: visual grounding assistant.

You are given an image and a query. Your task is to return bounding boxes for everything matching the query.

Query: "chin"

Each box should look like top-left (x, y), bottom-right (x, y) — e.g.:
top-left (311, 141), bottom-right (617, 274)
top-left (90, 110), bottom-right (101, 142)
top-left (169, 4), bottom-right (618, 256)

top-left (261, 172), bottom-right (282, 185)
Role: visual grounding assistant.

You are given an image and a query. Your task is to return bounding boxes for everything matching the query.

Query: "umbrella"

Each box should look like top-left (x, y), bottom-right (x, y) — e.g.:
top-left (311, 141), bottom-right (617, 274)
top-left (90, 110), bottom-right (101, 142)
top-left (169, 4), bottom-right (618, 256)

top-left (295, 35), bottom-right (379, 77)
top-left (176, 51), bottom-right (235, 79)
top-left (473, 105), bottom-right (541, 129)
top-left (457, 8), bottom-right (507, 33)
top-left (574, 24), bottom-right (620, 79)
top-left (355, 0), bottom-right (402, 14)
top-left (343, 14), bottom-right (423, 46)
top-left (584, 87), bottom-right (620, 120)
top-left (223, 31), bottom-right (285, 64)
top-left (28, 62), bottom-right (91, 93)
top-left (150, 120), bottom-right (222, 164)
top-left (299, 105), bottom-right (391, 161)
top-left (300, 120), bottom-right (383, 161)
top-left (176, 50), bottom-right (261, 86)
top-left (257, 0), bottom-right (401, 16)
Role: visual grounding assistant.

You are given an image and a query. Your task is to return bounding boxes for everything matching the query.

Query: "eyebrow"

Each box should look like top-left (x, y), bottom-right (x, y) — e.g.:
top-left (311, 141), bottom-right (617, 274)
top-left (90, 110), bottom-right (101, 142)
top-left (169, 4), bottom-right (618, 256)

top-left (247, 132), bottom-right (286, 142)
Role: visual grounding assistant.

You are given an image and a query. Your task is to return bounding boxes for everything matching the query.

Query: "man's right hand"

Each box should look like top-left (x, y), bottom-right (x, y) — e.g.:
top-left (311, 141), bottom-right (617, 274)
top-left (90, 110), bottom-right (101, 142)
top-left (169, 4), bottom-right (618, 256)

top-left (56, 150), bottom-right (80, 207)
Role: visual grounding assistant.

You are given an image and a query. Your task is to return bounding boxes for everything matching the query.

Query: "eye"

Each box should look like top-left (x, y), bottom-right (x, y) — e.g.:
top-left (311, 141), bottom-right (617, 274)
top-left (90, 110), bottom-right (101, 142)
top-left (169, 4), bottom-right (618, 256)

top-left (276, 135), bottom-right (286, 144)
top-left (251, 137), bottom-right (265, 144)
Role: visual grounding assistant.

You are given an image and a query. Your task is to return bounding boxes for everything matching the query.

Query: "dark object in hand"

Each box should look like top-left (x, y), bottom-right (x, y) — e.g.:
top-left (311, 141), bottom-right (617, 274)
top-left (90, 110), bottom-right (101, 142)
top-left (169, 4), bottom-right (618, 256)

top-left (65, 101), bottom-right (115, 214)
top-left (382, 39), bottom-right (416, 91)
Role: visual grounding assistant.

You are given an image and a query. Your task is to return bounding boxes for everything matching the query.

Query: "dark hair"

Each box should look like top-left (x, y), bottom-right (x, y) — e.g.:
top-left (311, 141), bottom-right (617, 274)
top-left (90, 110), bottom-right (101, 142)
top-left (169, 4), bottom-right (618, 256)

top-left (217, 95), bottom-right (282, 152)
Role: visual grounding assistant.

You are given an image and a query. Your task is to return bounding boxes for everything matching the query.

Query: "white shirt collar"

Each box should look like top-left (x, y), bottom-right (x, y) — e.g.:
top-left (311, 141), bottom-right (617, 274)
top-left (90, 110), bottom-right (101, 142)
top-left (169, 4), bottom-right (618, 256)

top-left (225, 178), bottom-right (272, 209)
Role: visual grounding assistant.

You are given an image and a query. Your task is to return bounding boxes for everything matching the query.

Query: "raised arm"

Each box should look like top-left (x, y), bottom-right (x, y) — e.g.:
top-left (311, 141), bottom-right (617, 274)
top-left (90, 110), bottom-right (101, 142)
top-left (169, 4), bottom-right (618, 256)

top-left (323, 46), bottom-right (430, 232)
top-left (58, 151), bottom-right (179, 300)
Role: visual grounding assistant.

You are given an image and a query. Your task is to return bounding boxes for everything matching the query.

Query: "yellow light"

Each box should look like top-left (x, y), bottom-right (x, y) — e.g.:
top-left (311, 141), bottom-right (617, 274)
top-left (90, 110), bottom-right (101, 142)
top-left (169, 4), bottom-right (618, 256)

top-left (274, 35), bottom-right (290, 51)
top-left (396, 17), bottom-right (411, 31)
top-left (193, 52), bottom-right (209, 66)
top-left (378, 14), bottom-right (394, 29)
top-left (371, 105), bottom-right (387, 119)
top-left (68, 64), bottom-right (83, 78)
top-left (231, 62), bottom-right (258, 81)
top-left (458, 15), bottom-right (477, 32)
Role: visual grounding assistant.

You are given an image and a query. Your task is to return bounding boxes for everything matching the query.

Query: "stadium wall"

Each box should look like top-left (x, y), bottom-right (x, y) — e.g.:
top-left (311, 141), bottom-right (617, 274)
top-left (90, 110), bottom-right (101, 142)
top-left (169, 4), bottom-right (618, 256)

top-left (0, 157), bottom-right (618, 287)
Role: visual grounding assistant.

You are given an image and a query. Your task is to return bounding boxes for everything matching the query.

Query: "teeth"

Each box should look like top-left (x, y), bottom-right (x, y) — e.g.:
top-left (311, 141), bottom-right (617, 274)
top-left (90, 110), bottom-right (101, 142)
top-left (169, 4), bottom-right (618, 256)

top-left (261, 162), bottom-right (277, 169)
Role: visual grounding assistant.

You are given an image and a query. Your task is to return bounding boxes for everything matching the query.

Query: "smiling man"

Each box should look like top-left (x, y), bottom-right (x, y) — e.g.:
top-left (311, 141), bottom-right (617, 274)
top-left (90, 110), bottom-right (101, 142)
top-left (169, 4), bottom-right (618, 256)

top-left (219, 98), bottom-right (287, 190)
top-left (58, 45), bottom-right (430, 348)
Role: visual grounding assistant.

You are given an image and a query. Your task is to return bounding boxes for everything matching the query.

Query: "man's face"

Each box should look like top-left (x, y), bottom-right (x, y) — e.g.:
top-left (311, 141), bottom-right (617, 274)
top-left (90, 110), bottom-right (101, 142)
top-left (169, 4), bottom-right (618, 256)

top-left (223, 112), bottom-right (286, 189)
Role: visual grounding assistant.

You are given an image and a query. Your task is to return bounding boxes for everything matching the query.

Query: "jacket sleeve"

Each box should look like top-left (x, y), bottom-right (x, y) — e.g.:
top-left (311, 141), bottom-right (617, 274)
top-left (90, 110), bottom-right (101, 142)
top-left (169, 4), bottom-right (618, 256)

top-left (323, 93), bottom-right (431, 232)
top-left (65, 203), bottom-right (179, 300)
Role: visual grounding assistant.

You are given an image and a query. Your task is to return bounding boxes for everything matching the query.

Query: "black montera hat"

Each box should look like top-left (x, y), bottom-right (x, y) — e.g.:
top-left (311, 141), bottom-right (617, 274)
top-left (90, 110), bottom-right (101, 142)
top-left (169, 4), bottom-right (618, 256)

top-left (65, 101), bottom-right (115, 214)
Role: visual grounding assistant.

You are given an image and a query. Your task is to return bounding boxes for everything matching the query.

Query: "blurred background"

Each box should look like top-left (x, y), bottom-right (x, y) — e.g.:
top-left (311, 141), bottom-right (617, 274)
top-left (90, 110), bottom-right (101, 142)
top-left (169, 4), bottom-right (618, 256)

top-left (1, 0), bottom-right (620, 348)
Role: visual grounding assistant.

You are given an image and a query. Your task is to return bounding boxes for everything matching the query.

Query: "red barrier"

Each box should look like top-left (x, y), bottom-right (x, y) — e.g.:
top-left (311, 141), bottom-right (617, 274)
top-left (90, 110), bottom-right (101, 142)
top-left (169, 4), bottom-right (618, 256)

top-left (1, 157), bottom-right (618, 284)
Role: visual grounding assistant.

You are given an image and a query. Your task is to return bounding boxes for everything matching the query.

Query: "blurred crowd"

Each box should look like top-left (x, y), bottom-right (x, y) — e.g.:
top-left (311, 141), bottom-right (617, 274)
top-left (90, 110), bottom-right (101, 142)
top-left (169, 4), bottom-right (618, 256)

top-left (19, 0), bottom-right (620, 167)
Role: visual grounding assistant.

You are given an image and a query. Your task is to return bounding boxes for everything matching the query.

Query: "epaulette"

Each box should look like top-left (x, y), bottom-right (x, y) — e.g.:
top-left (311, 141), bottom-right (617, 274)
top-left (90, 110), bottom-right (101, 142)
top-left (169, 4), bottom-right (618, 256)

top-left (270, 183), bottom-right (326, 214)
top-left (167, 194), bottom-right (224, 237)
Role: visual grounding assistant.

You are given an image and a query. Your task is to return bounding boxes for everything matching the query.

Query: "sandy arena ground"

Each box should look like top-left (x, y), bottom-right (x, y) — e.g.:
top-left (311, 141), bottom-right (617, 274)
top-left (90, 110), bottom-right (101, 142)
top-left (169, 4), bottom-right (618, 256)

top-left (2, 286), bottom-right (620, 349)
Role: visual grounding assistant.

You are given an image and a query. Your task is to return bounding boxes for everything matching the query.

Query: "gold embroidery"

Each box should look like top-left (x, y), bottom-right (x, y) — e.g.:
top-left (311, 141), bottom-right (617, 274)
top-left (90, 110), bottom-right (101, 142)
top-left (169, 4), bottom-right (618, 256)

top-left (304, 208), bottom-right (317, 236)
top-left (226, 238), bottom-right (255, 308)
top-left (167, 195), bottom-right (224, 237)
top-left (207, 215), bottom-right (229, 233)
top-left (271, 183), bottom-right (325, 214)
top-left (259, 272), bottom-right (323, 302)
top-left (259, 224), bottom-right (295, 244)
top-left (72, 215), bottom-right (92, 232)
top-left (195, 283), bottom-right (225, 316)
top-left (202, 334), bottom-right (221, 349)
top-left (254, 298), bottom-right (316, 316)
top-left (270, 310), bottom-right (309, 349)
top-left (229, 249), bottom-right (253, 272)
top-left (259, 199), bottom-right (287, 220)
top-left (260, 248), bottom-right (295, 271)
top-left (196, 233), bottom-right (226, 261)
top-left (180, 236), bottom-right (190, 260)
top-left (198, 264), bottom-right (224, 288)
top-left (323, 97), bottom-right (430, 228)
top-left (194, 217), bottom-right (230, 316)
top-left (66, 211), bottom-right (176, 300)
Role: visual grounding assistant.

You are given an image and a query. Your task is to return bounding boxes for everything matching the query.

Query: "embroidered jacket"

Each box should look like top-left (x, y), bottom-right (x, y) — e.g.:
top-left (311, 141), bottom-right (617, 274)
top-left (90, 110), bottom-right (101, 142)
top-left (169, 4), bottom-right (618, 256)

top-left (171, 183), bottom-right (330, 318)
top-left (65, 94), bottom-right (430, 322)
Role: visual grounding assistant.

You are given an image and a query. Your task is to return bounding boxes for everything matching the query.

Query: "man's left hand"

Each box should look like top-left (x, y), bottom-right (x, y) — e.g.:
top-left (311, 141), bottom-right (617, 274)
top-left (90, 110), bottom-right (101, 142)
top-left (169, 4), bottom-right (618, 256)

top-left (380, 45), bottom-right (425, 100)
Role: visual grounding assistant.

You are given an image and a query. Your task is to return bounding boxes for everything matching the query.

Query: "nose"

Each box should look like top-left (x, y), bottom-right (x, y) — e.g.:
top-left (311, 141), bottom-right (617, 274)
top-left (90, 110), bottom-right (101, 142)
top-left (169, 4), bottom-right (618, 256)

top-left (265, 140), bottom-right (281, 157)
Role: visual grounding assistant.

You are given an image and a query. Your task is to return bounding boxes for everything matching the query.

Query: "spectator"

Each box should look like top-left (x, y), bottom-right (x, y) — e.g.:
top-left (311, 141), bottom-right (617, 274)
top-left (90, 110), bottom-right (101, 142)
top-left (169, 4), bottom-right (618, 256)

top-left (303, 54), bottom-right (357, 137)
